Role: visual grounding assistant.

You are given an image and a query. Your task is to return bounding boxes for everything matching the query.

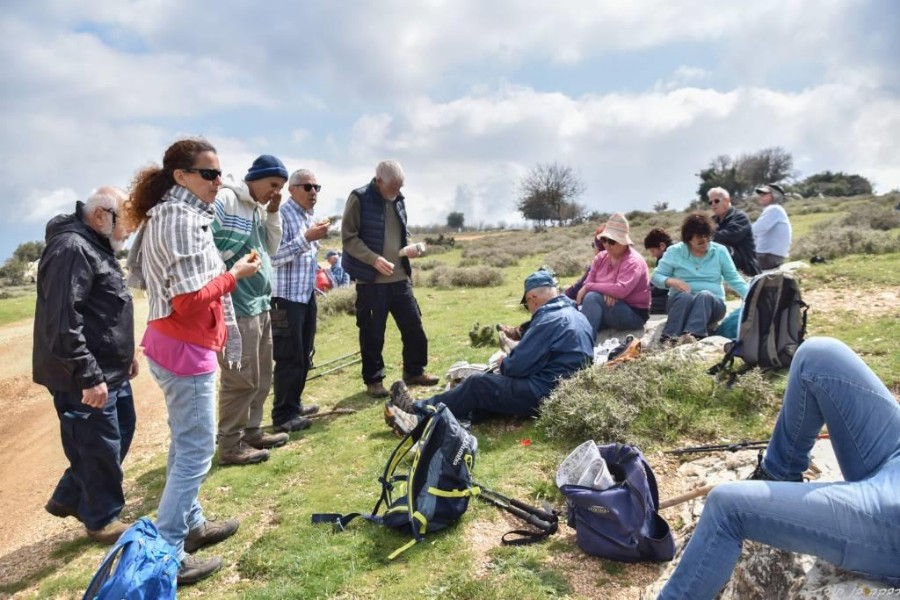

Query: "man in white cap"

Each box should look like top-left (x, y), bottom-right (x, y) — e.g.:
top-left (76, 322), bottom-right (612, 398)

top-left (752, 183), bottom-right (792, 270)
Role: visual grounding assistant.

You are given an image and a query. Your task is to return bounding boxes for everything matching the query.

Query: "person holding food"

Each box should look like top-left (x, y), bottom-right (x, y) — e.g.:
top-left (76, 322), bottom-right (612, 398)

top-left (211, 155), bottom-right (291, 465)
top-left (269, 169), bottom-right (329, 433)
top-left (341, 160), bottom-right (439, 398)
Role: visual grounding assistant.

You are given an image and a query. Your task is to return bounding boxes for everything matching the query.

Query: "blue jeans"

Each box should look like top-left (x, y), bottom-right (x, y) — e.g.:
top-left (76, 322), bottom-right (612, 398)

top-left (659, 338), bottom-right (900, 599)
top-left (419, 372), bottom-right (540, 423)
top-left (147, 358), bottom-right (216, 560)
top-left (662, 290), bottom-right (725, 338)
top-left (50, 383), bottom-right (136, 531)
top-left (580, 292), bottom-right (647, 336)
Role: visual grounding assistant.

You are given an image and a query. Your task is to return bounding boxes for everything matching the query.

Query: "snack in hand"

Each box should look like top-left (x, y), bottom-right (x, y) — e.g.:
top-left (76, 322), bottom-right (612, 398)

top-left (248, 249), bottom-right (259, 262)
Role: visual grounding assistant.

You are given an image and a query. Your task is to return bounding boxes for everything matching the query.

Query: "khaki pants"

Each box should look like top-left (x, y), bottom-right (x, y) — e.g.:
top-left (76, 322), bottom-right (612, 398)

top-left (217, 311), bottom-right (273, 453)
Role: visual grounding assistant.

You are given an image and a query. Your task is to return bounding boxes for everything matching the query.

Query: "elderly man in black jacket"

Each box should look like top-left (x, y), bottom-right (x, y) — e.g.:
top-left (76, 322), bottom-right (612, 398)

top-left (708, 187), bottom-right (760, 276)
top-left (33, 186), bottom-right (138, 545)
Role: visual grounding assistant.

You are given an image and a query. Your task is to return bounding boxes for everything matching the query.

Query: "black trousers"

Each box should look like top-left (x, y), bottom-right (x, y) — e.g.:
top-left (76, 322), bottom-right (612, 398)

top-left (271, 295), bottom-right (317, 425)
top-left (355, 280), bottom-right (428, 384)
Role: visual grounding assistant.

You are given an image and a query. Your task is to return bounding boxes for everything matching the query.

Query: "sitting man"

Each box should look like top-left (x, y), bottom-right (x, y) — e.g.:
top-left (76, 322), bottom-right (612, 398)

top-left (643, 227), bottom-right (673, 315)
top-left (383, 270), bottom-right (594, 435)
top-left (708, 187), bottom-right (760, 276)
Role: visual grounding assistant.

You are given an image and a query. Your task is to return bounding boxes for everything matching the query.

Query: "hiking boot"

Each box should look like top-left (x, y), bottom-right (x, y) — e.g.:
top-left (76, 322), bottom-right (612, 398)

top-left (403, 372), bottom-right (440, 387)
top-left (678, 333), bottom-right (697, 345)
top-left (244, 431), bottom-right (289, 450)
top-left (746, 450), bottom-right (803, 482)
top-left (177, 554), bottom-right (223, 586)
top-left (300, 404), bottom-right (320, 417)
top-left (45, 498), bottom-right (81, 522)
top-left (383, 401), bottom-right (420, 437)
top-left (86, 518), bottom-right (129, 545)
top-left (367, 382), bottom-right (389, 398)
top-left (390, 380), bottom-right (416, 412)
top-left (219, 441), bottom-right (269, 466)
top-left (184, 518), bottom-right (239, 554)
top-left (273, 415), bottom-right (312, 433)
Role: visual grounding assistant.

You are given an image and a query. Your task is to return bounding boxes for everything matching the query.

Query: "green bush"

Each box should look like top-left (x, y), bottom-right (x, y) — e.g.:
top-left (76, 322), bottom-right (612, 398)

top-left (839, 205), bottom-right (900, 231)
top-left (792, 227), bottom-right (900, 260)
top-left (318, 287), bottom-right (356, 318)
top-left (426, 266), bottom-right (504, 288)
top-left (416, 258), bottom-right (444, 271)
top-left (542, 250), bottom-right (590, 277)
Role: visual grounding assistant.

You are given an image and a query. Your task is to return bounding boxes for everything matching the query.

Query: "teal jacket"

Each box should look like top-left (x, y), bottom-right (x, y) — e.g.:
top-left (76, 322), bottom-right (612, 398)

top-left (651, 241), bottom-right (748, 301)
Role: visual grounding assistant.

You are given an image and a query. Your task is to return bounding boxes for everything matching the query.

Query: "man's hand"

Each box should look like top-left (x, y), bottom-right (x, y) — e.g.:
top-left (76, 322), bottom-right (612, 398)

top-left (304, 220), bottom-right (330, 242)
top-left (266, 192), bottom-right (283, 213)
top-left (666, 278), bottom-right (691, 293)
top-left (128, 357), bottom-right (139, 379)
top-left (82, 382), bottom-right (108, 408)
top-left (374, 256), bottom-right (394, 276)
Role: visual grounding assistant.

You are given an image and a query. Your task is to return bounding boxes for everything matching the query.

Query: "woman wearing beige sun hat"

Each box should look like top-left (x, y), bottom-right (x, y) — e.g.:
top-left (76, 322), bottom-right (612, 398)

top-left (574, 213), bottom-right (651, 337)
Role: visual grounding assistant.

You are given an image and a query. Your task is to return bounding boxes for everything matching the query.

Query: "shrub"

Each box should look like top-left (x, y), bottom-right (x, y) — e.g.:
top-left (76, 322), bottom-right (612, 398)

top-left (484, 252), bottom-right (519, 268)
top-left (426, 266), bottom-right (504, 288)
top-left (468, 322), bottom-right (497, 347)
top-left (318, 287), bottom-right (356, 318)
top-left (792, 227), bottom-right (900, 260)
top-left (416, 259), bottom-right (444, 271)
top-left (542, 250), bottom-right (590, 278)
top-left (839, 205), bottom-right (900, 231)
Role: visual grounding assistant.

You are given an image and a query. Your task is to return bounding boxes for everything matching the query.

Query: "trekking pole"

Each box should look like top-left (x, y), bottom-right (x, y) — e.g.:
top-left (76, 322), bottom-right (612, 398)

top-left (474, 483), bottom-right (558, 533)
top-left (659, 483), bottom-right (716, 510)
top-left (306, 408), bottom-right (356, 419)
top-left (307, 357), bottom-right (362, 381)
top-left (666, 440), bottom-right (770, 455)
top-left (310, 351), bottom-right (361, 371)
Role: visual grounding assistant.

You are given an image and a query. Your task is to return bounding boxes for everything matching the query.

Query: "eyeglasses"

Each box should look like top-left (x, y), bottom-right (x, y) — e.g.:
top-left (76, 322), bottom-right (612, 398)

top-left (708, 198), bottom-right (722, 205)
top-left (182, 168), bottom-right (222, 181)
top-left (101, 207), bottom-right (119, 224)
top-left (294, 183), bottom-right (321, 192)
top-left (600, 238), bottom-right (617, 246)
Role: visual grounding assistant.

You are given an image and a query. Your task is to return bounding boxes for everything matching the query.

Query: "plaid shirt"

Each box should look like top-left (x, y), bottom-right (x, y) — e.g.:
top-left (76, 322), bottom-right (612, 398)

top-left (271, 199), bottom-right (318, 303)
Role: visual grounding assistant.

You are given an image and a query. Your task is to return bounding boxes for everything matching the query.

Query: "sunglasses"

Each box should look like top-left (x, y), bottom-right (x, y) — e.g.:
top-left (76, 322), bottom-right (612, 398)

top-left (182, 168), bottom-right (222, 181)
top-left (600, 237), bottom-right (618, 246)
top-left (101, 207), bottom-right (119, 224)
top-left (295, 183), bottom-right (322, 192)
top-left (708, 198), bottom-right (722, 205)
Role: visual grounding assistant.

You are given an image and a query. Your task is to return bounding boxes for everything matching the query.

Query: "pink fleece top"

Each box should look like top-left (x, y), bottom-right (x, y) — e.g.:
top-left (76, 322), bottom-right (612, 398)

top-left (581, 246), bottom-right (651, 310)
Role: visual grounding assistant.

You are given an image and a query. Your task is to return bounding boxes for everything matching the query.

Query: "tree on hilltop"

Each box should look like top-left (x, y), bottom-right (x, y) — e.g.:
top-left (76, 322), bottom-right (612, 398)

top-left (517, 162), bottom-right (586, 227)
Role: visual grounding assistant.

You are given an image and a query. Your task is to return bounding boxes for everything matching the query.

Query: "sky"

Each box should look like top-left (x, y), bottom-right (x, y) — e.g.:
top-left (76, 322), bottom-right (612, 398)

top-left (1, 0), bottom-right (899, 261)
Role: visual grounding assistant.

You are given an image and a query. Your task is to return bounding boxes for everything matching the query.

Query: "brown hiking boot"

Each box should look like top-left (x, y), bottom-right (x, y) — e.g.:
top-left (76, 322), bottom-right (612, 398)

top-left (300, 404), bottom-right (320, 417)
top-left (390, 380), bottom-right (416, 412)
top-left (45, 498), bottom-right (81, 522)
top-left (219, 441), bottom-right (269, 466)
top-left (244, 431), bottom-right (289, 450)
top-left (383, 401), bottom-right (420, 437)
top-left (86, 518), bottom-right (129, 545)
top-left (367, 382), bottom-right (389, 398)
top-left (184, 518), bottom-right (239, 554)
top-left (177, 554), bottom-right (223, 586)
top-left (403, 373), bottom-right (440, 386)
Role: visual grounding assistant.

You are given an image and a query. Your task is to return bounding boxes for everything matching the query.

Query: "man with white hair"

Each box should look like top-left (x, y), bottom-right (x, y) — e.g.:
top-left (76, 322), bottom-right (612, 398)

top-left (33, 186), bottom-right (138, 545)
top-left (752, 183), bottom-right (792, 270)
top-left (708, 187), bottom-right (760, 276)
top-left (341, 160), bottom-right (439, 398)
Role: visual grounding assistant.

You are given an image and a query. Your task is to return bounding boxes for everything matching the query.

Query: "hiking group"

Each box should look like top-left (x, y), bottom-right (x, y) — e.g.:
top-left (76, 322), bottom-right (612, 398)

top-left (33, 136), bottom-right (898, 595)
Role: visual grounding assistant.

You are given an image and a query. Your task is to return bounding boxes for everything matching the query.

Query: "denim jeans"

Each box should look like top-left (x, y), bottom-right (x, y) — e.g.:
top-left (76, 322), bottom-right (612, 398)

top-left (659, 338), bottom-right (900, 599)
top-left (662, 290), bottom-right (725, 338)
top-left (147, 358), bottom-right (216, 560)
top-left (50, 383), bottom-right (136, 531)
top-left (580, 292), bottom-right (647, 337)
top-left (419, 372), bottom-right (540, 423)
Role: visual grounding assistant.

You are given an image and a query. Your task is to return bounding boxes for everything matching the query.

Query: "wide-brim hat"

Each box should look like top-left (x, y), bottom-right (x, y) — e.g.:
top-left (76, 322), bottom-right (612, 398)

top-left (599, 212), bottom-right (633, 246)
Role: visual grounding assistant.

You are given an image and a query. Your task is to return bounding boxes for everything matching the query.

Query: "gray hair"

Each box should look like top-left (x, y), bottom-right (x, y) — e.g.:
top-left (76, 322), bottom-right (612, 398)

top-left (83, 186), bottom-right (126, 218)
top-left (289, 169), bottom-right (315, 186)
top-left (376, 160), bottom-right (405, 184)
top-left (707, 187), bottom-right (730, 202)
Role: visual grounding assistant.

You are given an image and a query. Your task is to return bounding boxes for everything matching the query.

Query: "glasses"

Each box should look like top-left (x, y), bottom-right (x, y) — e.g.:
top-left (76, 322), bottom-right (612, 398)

top-left (600, 238), bottom-right (617, 246)
top-left (295, 183), bottom-right (321, 192)
top-left (182, 168), bottom-right (222, 181)
top-left (693, 234), bottom-right (712, 241)
top-left (708, 198), bottom-right (722, 205)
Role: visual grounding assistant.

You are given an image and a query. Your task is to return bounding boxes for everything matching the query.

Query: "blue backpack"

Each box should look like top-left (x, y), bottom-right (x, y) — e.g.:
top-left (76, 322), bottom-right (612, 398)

top-left (83, 518), bottom-right (180, 600)
top-left (559, 443), bottom-right (675, 563)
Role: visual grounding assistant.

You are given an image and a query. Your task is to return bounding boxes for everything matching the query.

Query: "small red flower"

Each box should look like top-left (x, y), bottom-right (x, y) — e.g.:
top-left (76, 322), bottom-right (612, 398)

top-left (520, 438), bottom-right (532, 447)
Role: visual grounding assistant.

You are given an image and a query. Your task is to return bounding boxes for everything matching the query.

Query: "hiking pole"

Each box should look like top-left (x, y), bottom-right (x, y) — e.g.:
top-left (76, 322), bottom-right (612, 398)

top-left (666, 439), bottom-right (770, 455)
top-left (310, 351), bottom-right (361, 371)
top-left (659, 483), bottom-right (716, 510)
top-left (474, 483), bottom-right (558, 534)
top-left (306, 408), bottom-right (356, 419)
top-left (307, 357), bottom-right (362, 381)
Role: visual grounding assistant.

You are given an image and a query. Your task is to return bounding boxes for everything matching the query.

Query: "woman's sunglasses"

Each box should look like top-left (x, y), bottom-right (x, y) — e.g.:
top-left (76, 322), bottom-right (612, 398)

top-left (182, 168), bottom-right (222, 181)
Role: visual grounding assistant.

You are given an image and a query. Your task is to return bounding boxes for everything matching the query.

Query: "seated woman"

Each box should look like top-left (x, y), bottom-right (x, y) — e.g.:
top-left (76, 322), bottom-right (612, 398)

top-left (643, 227), bottom-right (673, 315)
top-left (575, 213), bottom-right (651, 337)
top-left (658, 337), bottom-right (900, 598)
top-left (651, 213), bottom-right (747, 343)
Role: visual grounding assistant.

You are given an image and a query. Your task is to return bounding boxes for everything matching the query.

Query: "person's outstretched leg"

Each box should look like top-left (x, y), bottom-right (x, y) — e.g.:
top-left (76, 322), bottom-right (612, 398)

top-left (764, 337), bottom-right (900, 482)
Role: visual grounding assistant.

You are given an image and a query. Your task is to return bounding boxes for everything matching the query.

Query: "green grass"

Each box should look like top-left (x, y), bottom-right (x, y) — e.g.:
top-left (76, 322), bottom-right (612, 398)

top-left (798, 253), bottom-right (900, 288)
top-left (0, 289), bottom-right (35, 326)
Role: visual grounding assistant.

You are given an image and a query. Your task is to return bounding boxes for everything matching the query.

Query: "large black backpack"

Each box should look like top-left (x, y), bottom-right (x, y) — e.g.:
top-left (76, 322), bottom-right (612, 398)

top-left (711, 271), bottom-right (808, 380)
top-left (312, 403), bottom-right (478, 559)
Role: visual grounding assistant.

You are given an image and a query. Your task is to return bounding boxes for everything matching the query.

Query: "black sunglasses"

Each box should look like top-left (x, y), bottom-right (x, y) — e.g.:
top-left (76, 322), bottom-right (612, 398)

top-left (709, 198), bottom-right (722, 205)
top-left (182, 168), bottom-right (222, 181)
top-left (600, 237), bottom-right (617, 246)
top-left (295, 183), bottom-right (322, 192)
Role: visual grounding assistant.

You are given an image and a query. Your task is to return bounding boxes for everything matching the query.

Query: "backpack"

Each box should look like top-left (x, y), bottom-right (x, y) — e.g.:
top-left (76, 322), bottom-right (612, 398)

top-left (710, 271), bottom-right (808, 380)
top-left (311, 402), bottom-right (479, 559)
top-left (83, 517), bottom-right (180, 600)
top-left (559, 443), bottom-right (675, 563)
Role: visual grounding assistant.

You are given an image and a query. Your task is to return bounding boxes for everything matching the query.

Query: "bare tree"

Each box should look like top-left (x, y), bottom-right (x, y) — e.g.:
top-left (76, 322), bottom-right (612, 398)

top-left (653, 201), bottom-right (669, 213)
top-left (517, 162), bottom-right (586, 227)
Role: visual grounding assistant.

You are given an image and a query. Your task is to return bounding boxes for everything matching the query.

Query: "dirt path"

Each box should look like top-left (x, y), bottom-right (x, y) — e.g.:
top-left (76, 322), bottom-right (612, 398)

top-left (0, 298), bottom-right (170, 591)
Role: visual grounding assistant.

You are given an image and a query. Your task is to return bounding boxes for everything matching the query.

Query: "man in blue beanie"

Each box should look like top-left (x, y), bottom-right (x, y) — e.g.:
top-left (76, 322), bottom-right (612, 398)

top-left (211, 154), bottom-right (292, 466)
top-left (383, 270), bottom-right (595, 434)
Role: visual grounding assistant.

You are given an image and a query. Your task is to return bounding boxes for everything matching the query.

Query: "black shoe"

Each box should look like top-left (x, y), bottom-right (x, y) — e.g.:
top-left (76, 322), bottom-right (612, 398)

top-left (184, 518), bottom-right (239, 554)
top-left (403, 373), bottom-right (440, 386)
top-left (45, 498), bottom-right (81, 522)
top-left (300, 404), bottom-right (320, 417)
top-left (746, 450), bottom-right (803, 482)
top-left (177, 554), bottom-right (223, 586)
top-left (273, 416), bottom-right (312, 433)
top-left (366, 382), bottom-right (389, 398)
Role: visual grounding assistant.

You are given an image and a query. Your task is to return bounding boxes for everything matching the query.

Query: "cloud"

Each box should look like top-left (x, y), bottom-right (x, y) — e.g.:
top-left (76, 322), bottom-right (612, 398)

top-left (23, 187), bottom-right (79, 223)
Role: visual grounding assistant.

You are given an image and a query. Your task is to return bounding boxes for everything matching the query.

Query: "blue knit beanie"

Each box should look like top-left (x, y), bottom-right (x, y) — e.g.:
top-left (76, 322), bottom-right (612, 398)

top-left (246, 155), bottom-right (289, 182)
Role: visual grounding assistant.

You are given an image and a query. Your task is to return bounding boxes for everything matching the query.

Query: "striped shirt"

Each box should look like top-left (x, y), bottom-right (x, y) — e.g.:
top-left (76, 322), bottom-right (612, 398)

top-left (271, 198), bottom-right (318, 303)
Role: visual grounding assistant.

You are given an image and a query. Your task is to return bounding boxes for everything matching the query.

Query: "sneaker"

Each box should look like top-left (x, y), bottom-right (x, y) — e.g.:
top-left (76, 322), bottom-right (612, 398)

top-left (86, 518), bottom-right (129, 545)
top-left (45, 498), bottom-right (81, 522)
top-left (244, 431), bottom-right (289, 450)
top-left (746, 450), bottom-right (803, 482)
top-left (177, 554), bottom-right (223, 586)
top-left (390, 380), bottom-right (416, 412)
top-left (219, 441), bottom-right (269, 466)
top-left (403, 372), bottom-right (440, 386)
top-left (273, 415), bottom-right (312, 433)
top-left (383, 401), bottom-right (420, 437)
top-left (300, 404), bottom-right (320, 417)
top-left (184, 518), bottom-right (239, 554)
top-left (366, 382), bottom-right (390, 398)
